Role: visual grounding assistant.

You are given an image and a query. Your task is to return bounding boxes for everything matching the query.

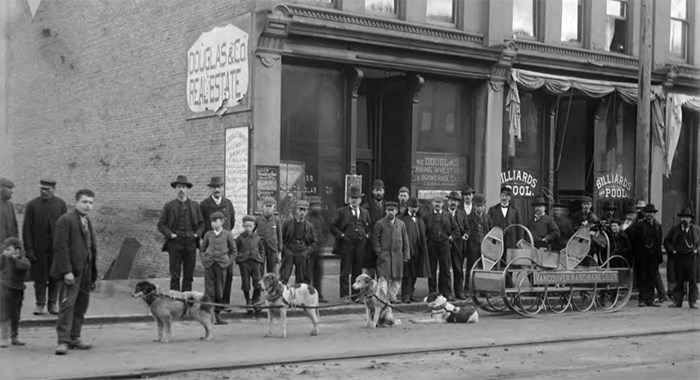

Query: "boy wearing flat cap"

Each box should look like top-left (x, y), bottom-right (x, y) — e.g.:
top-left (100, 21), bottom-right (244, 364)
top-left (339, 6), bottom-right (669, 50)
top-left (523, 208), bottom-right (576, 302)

top-left (1, 237), bottom-right (30, 347)
top-left (200, 212), bottom-right (237, 324)
top-left (255, 197), bottom-right (283, 275)
top-left (236, 215), bottom-right (265, 312)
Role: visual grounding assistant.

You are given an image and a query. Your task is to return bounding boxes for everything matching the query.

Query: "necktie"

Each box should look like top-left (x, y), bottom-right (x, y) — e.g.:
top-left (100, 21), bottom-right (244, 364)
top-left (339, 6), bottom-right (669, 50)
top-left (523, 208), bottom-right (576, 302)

top-left (81, 216), bottom-right (88, 232)
top-left (353, 207), bottom-right (358, 218)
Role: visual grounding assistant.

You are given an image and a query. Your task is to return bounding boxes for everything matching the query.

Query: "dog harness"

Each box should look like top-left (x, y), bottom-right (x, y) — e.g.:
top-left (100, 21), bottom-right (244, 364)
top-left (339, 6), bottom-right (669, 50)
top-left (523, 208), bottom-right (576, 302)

top-left (144, 290), bottom-right (190, 318)
top-left (429, 299), bottom-right (475, 323)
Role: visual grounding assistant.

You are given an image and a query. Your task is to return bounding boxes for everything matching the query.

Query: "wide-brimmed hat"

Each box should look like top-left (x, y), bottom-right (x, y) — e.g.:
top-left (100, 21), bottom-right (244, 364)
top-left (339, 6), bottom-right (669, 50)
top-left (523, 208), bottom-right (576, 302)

top-left (209, 211), bottom-right (225, 221)
top-left (207, 176), bottom-right (224, 187)
top-left (642, 204), bottom-right (658, 213)
top-left (462, 186), bottom-right (475, 194)
top-left (39, 178), bottom-right (57, 189)
top-left (398, 186), bottom-right (410, 194)
top-left (170, 175), bottom-right (193, 189)
top-left (372, 179), bottom-right (385, 190)
top-left (500, 186), bottom-right (513, 196)
top-left (407, 197), bottom-right (419, 207)
top-left (678, 207), bottom-right (695, 218)
top-left (0, 177), bottom-right (15, 189)
top-left (580, 195), bottom-right (593, 203)
top-left (601, 201), bottom-right (617, 210)
top-left (531, 196), bottom-right (547, 206)
top-left (385, 201), bottom-right (399, 209)
top-left (348, 185), bottom-right (364, 198)
top-left (447, 191), bottom-right (462, 201)
top-left (307, 195), bottom-right (322, 206)
top-left (472, 194), bottom-right (485, 205)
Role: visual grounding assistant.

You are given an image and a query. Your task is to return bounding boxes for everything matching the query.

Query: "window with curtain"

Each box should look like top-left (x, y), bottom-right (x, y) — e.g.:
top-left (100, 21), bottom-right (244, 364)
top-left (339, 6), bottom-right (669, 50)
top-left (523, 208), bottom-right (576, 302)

top-left (561, 0), bottom-right (582, 43)
top-left (416, 80), bottom-right (473, 156)
top-left (513, 0), bottom-right (536, 38)
top-left (427, 0), bottom-right (455, 24)
top-left (365, 0), bottom-right (396, 15)
top-left (670, 0), bottom-right (688, 59)
top-left (606, 0), bottom-right (628, 53)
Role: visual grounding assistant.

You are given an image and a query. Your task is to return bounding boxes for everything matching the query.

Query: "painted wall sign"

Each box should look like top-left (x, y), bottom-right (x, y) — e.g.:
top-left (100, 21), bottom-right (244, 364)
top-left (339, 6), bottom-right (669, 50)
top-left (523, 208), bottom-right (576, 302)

top-left (500, 170), bottom-right (538, 197)
top-left (225, 126), bottom-right (249, 235)
top-left (254, 166), bottom-right (279, 213)
top-left (412, 153), bottom-right (467, 189)
top-left (187, 23), bottom-right (249, 114)
top-left (595, 174), bottom-right (632, 199)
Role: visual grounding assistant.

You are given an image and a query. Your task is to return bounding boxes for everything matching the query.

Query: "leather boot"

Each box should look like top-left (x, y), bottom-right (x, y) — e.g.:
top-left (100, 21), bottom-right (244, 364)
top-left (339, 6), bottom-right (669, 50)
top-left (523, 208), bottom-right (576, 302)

top-left (244, 292), bottom-right (252, 314)
top-left (214, 311), bottom-right (228, 325)
top-left (252, 289), bottom-right (261, 314)
top-left (47, 304), bottom-right (58, 315)
top-left (33, 305), bottom-right (45, 316)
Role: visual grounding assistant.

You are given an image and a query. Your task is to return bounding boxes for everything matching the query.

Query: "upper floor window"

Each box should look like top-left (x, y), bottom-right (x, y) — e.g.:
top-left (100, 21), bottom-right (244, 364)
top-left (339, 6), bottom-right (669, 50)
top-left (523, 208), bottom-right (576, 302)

top-left (365, 0), bottom-right (396, 15)
top-left (670, 0), bottom-right (688, 59)
top-left (513, 0), bottom-right (537, 38)
top-left (300, 0), bottom-right (335, 6)
top-left (561, 0), bottom-right (582, 43)
top-left (606, 0), bottom-right (628, 53)
top-left (427, 0), bottom-right (455, 24)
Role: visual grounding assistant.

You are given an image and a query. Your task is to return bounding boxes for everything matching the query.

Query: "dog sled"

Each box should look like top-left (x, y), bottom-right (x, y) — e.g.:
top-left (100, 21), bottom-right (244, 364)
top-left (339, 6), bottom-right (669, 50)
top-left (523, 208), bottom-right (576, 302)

top-left (469, 224), bottom-right (633, 317)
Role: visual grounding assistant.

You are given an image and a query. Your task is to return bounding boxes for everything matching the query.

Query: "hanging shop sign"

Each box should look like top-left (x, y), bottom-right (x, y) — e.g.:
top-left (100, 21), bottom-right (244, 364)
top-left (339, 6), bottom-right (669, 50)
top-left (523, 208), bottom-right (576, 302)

top-left (595, 174), bottom-right (632, 199)
top-left (500, 170), bottom-right (538, 197)
top-left (254, 166), bottom-right (280, 213)
top-left (412, 153), bottom-right (467, 189)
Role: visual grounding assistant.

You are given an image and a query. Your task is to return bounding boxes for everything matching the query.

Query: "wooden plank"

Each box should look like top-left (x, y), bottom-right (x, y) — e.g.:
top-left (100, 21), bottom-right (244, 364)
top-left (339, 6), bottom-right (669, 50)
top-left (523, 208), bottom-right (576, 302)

top-left (634, 0), bottom-right (652, 202)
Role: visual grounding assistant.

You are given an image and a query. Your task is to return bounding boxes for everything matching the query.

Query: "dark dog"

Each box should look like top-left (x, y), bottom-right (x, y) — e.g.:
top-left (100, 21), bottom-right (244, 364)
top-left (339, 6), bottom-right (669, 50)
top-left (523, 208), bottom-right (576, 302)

top-left (352, 274), bottom-right (399, 328)
top-left (409, 292), bottom-right (479, 324)
top-left (131, 281), bottom-right (214, 343)
top-left (259, 273), bottom-right (319, 338)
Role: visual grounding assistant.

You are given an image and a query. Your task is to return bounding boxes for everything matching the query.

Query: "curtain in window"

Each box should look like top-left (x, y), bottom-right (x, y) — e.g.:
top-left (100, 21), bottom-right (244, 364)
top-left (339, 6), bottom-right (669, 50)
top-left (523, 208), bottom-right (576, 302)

top-left (666, 93), bottom-right (700, 176)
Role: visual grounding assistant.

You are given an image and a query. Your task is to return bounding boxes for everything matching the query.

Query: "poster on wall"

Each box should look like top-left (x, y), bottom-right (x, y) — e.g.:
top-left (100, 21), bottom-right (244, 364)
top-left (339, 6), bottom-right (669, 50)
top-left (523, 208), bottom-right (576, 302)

top-left (225, 126), bottom-right (249, 235)
top-left (279, 161), bottom-right (305, 220)
top-left (186, 13), bottom-right (252, 119)
top-left (500, 169), bottom-right (538, 197)
top-left (595, 174), bottom-right (632, 199)
top-left (344, 174), bottom-right (362, 204)
top-left (255, 165), bottom-right (280, 213)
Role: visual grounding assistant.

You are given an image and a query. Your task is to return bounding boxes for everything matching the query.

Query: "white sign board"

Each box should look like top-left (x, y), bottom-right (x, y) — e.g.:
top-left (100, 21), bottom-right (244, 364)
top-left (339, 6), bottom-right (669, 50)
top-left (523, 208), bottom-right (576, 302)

top-left (187, 24), bottom-right (249, 114)
top-left (225, 126), bottom-right (249, 235)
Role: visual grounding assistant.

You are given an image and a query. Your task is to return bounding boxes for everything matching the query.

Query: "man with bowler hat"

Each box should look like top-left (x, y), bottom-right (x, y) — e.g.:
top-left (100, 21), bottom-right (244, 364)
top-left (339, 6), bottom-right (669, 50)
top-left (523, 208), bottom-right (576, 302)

top-left (331, 186), bottom-right (371, 300)
top-left (465, 194), bottom-right (492, 292)
top-left (0, 178), bottom-right (18, 244)
top-left (23, 178), bottom-right (67, 315)
top-left (664, 207), bottom-right (700, 309)
top-left (460, 186), bottom-right (475, 216)
top-left (280, 201), bottom-right (316, 284)
top-left (255, 197), bottom-right (283, 275)
top-left (306, 195), bottom-right (327, 302)
top-left (527, 196), bottom-right (560, 249)
top-left (627, 204), bottom-right (663, 307)
top-left (488, 186), bottom-right (522, 250)
top-left (423, 194), bottom-right (458, 300)
top-left (446, 190), bottom-right (470, 300)
top-left (157, 175), bottom-right (204, 291)
top-left (199, 176), bottom-right (236, 308)
top-left (399, 197), bottom-right (430, 303)
top-left (600, 201), bottom-right (617, 228)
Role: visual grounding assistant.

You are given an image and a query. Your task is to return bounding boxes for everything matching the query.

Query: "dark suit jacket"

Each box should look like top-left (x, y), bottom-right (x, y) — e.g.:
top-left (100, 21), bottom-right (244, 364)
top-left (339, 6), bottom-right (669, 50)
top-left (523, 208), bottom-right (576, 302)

top-left (447, 208), bottom-right (470, 252)
top-left (487, 203), bottom-right (522, 249)
top-left (422, 210), bottom-right (458, 243)
top-left (527, 214), bottom-right (561, 249)
top-left (157, 198), bottom-right (204, 251)
top-left (628, 219), bottom-right (663, 264)
top-left (199, 196), bottom-right (235, 232)
top-left (282, 218), bottom-right (317, 256)
top-left (467, 211), bottom-right (493, 254)
top-left (363, 200), bottom-right (386, 227)
top-left (50, 211), bottom-right (98, 283)
top-left (330, 206), bottom-right (372, 240)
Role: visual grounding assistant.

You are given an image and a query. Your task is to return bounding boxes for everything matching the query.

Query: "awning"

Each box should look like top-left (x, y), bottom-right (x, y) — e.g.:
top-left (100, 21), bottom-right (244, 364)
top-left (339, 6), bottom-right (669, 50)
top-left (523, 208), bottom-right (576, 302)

top-left (665, 93), bottom-right (700, 176)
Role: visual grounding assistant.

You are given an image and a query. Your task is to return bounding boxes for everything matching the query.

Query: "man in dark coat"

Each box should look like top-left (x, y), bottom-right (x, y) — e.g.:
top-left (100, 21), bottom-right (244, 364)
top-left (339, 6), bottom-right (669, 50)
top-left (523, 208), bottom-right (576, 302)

top-left (23, 178), bottom-right (67, 315)
top-left (397, 186), bottom-right (410, 216)
top-left (600, 201), bottom-right (617, 228)
top-left (371, 201), bottom-right (409, 303)
top-left (0, 178), bottom-right (18, 244)
top-left (465, 194), bottom-right (492, 292)
top-left (255, 197), bottom-right (283, 275)
top-left (627, 204), bottom-right (663, 307)
top-left (399, 197), bottom-right (430, 303)
top-left (306, 196), bottom-right (327, 302)
top-left (487, 186), bottom-right (522, 249)
top-left (663, 207), bottom-right (700, 309)
top-left (198, 176), bottom-right (236, 311)
top-left (572, 195), bottom-right (599, 230)
top-left (423, 195), bottom-right (458, 301)
top-left (52, 189), bottom-right (98, 355)
top-left (157, 175), bottom-right (204, 292)
top-left (362, 179), bottom-right (386, 277)
top-left (552, 201), bottom-right (574, 251)
top-left (331, 186), bottom-right (372, 299)
top-left (280, 201), bottom-right (316, 284)
top-left (460, 186), bottom-right (475, 216)
top-left (527, 196), bottom-right (560, 249)
top-left (446, 191), bottom-right (470, 300)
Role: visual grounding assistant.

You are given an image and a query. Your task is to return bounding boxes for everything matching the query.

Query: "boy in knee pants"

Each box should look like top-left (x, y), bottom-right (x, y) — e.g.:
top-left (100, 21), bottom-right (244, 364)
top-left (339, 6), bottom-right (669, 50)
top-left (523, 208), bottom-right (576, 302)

top-left (236, 216), bottom-right (265, 313)
top-left (200, 212), bottom-right (237, 325)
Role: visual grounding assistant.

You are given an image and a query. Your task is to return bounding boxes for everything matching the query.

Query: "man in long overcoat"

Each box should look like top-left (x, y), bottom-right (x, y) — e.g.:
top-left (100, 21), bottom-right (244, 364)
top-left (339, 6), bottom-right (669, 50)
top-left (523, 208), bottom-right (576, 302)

top-left (399, 197), bottom-right (430, 303)
top-left (23, 178), bottom-right (67, 315)
top-left (527, 196), bottom-right (561, 249)
top-left (663, 207), bottom-right (700, 309)
top-left (446, 191), bottom-right (470, 300)
top-left (487, 186), bottom-right (522, 249)
top-left (627, 204), bottom-right (663, 307)
top-left (0, 178), bottom-right (18, 244)
top-left (372, 201), bottom-right (409, 303)
top-left (465, 194), bottom-right (492, 292)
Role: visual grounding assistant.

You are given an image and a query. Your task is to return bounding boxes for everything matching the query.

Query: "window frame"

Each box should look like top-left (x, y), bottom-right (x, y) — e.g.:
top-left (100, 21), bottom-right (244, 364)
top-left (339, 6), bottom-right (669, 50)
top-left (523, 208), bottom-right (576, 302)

top-left (561, 0), bottom-right (583, 45)
top-left (604, 0), bottom-right (630, 54)
top-left (364, 0), bottom-right (399, 18)
top-left (426, 0), bottom-right (457, 27)
top-left (512, 0), bottom-right (541, 40)
top-left (670, 0), bottom-right (689, 61)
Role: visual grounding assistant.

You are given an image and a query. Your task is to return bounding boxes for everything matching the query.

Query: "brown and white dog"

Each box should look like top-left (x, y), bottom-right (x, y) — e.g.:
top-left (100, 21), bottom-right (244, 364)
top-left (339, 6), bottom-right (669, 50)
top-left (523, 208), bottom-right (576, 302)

top-left (352, 274), bottom-right (399, 328)
top-left (259, 273), bottom-right (319, 338)
top-left (409, 292), bottom-right (479, 324)
top-left (131, 280), bottom-right (214, 343)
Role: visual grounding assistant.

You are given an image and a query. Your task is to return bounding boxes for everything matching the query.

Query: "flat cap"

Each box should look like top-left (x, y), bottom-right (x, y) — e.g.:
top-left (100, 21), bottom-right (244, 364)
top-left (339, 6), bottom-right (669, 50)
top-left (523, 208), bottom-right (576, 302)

top-left (472, 193), bottom-right (486, 205)
top-left (385, 201), bottom-right (399, 209)
top-left (209, 211), bottom-right (225, 220)
top-left (262, 197), bottom-right (276, 206)
top-left (398, 186), bottom-right (410, 194)
top-left (39, 178), bottom-right (57, 189)
top-left (242, 215), bottom-right (256, 223)
top-left (296, 200), bottom-right (310, 209)
top-left (0, 177), bottom-right (14, 188)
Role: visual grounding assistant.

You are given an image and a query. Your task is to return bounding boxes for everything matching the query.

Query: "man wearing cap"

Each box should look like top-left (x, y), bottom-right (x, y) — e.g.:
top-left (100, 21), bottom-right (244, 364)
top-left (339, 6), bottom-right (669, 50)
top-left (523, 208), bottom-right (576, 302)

top-left (621, 204), bottom-right (638, 231)
top-left (306, 195), bottom-right (327, 302)
top-left (200, 211), bottom-right (237, 324)
top-left (331, 186), bottom-right (372, 300)
top-left (447, 190), bottom-right (470, 300)
top-left (460, 186), bottom-right (475, 216)
top-left (465, 194), bottom-right (492, 292)
top-left (362, 179), bottom-right (387, 277)
top-left (600, 202), bottom-right (617, 228)
top-left (663, 207), bottom-right (700, 309)
top-left (255, 197), bottom-right (283, 275)
top-left (552, 202), bottom-right (574, 251)
top-left (280, 201), bottom-right (316, 284)
top-left (627, 204), bottom-right (663, 307)
top-left (22, 178), bottom-right (67, 315)
top-left (488, 186), bottom-right (522, 250)
top-left (397, 187), bottom-right (410, 215)
top-left (423, 194), bottom-right (458, 300)
top-left (572, 196), bottom-right (599, 230)
top-left (199, 176), bottom-right (236, 310)
top-left (0, 178), bottom-right (18, 244)
top-left (399, 197), bottom-right (430, 303)
top-left (527, 196), bottom-right (560, 249)
top-left (157, 175), bottom-right (205, 292)
top-left (371, 201), bottom-right (409, 303)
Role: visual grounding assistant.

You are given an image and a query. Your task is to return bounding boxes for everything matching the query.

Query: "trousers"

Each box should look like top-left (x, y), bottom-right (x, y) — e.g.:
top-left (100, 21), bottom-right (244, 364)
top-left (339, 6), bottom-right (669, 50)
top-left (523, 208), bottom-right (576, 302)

top-left (204, 264), bottom-right (226, 309)
top-left (672, 253), bottom-right (698, 304)
top-left (56, 265), bottom-right (91, 344)
top-left (307, 250), bottom-right (324, 298)
top-left (280, 247), bottom-right (308, 284)
top-left (167, 237), bottom-right (197, 291)
top-left (338, 238), bottom-right (366, 297)
top-left (428, 240), bottom-right (452, 297)
top-left (0, 286), bottom-right (23, 339)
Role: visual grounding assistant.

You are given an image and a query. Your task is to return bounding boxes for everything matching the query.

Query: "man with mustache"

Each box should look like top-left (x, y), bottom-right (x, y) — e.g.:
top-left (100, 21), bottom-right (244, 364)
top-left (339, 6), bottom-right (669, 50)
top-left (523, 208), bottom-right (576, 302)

top-left (663, 207), bottom-right (700, 309)
top-left (158, 175), bottom-right (204, 291)
top-left (572, 195), bottom-right (599, 230)
top-left (362, 179), bottom-right (386, 277)
top-left (627, 204), bottom-right (663, 307)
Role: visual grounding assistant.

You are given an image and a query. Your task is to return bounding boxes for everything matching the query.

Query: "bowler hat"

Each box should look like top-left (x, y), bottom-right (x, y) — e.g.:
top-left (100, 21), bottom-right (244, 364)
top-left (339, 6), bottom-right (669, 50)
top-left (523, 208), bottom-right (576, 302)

top-left (262, 197), bottom-right (276, 206)
top-left (39, 178), bottom-right (57, 189)
top-left (602, 201), bottom-right (617, 210)
top-left (462, 186), bottom-right (475, 194)
top-left (385, 201), bottom-right (399, 209)
top-left (208, 176), bottom-right (225, 187)
top-left (433, 194), bottom-right (446, 202)
top-left (209, 211), bottom-right (225, 221)
top-left (372, 179), bottom-right (385, 190)
top-left (407, 197), bottom-right (419, 207)
top-left (447, 191), bottom-right (462, 201)
top-left (609, 218), bottom-right (622, 226)
top-left (170, 175), bottom-right (193, 189)
top-left (348, 186), bottom-right (364, 198)
top-left (472, 194), bottom-right (485, 205)
top-left (1, 237), bottom-right (22, 251)
top-left (635, 200), bottom-right (647, 210)
top-left (531, 196), bottom-right (547, 206)
top-left (642, 204), bottom-right (658, 213)
top-left (398, 186), bottom-right (410, 194)
top-left (678, 207), bottom-right (695, 218)
top-left (500, 186), bottom-right (513, 196)
top-left (242, 215), bottom-right (256, 223)
top-left (623, 205), bottom-right (637, 214)
top-left (307, 195), bottom-right (322, 206)
top-left (0, 177), bottom-right (14, 189)
top-left (296, 200), bottom-right (310, 209)
top-left (581, 195), bottom-right (593, 203)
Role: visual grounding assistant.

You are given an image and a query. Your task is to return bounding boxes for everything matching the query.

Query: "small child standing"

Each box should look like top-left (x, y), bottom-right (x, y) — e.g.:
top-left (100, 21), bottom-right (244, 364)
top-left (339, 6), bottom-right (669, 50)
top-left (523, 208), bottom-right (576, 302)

top-left (1, 237), bottom-right (30, 348)
top-left (200, 212), bottom-right (237, 325)
top-left (236, 215), bottom-right (265, 314)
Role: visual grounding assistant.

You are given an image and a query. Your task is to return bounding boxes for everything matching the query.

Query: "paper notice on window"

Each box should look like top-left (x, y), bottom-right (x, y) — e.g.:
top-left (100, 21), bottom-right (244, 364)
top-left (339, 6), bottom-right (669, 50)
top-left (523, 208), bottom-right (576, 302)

top-left (225, 126), bottom-right (249, 235)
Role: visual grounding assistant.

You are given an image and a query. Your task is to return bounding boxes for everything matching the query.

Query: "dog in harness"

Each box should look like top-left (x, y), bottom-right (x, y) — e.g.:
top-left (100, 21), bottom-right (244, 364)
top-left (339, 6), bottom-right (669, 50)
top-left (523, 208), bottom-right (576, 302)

top-left (131, 280), bottom-right (214, 343)
top-left (260, 273), bottom-right (319, 338)
top-left (409, 292), bottom-right (479, 324)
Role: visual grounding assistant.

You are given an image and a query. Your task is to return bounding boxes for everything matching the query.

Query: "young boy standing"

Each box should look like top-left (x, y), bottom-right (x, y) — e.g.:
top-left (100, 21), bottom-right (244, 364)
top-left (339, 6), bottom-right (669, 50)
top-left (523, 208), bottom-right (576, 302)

top-left (255, 197), bottom-right (283, 275)
top-left (200, 212), bottom-right (237, 325)
top-left (1, 237), bottom-right (31, 347)
top-left (236, 215), bottom-right (265, 313)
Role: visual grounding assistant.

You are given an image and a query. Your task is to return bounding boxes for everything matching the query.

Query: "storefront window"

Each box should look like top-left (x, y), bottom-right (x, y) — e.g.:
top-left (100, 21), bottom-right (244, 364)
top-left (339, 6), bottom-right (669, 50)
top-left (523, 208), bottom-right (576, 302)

top-left (281, 65), bottom-right (345, 248)
top-left (365, 0), bottom-right (396, 15)
top-left (606, 0), bottom-right (628, 53)
top-left (513, 0), bottom-right (536, 38)
top-left (670, 0), bottom-right (688, 59)
top-left (561, 0), bottom-right (582, 43)
top-left (427, 0), bottom-right (455, 24)
top-left (662, 112), bottom-right (697, 233)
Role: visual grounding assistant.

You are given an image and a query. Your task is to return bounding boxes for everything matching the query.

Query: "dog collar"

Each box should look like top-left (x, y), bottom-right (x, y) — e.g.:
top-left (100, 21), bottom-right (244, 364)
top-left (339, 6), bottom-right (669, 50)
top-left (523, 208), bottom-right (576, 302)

top-left (143, 292), bottom-right (159, 306)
